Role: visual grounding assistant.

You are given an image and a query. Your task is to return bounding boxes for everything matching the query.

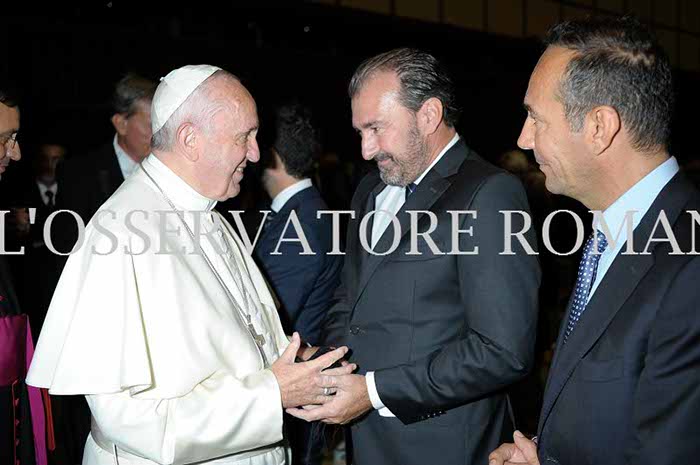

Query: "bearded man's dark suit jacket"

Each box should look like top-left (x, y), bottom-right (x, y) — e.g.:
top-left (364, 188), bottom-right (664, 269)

top-left (322, 139), bottom-right (541, 465)
top-left (537, 173), bottom-right (700, 465)
top-left (54, 143), bottom-right (124, 256)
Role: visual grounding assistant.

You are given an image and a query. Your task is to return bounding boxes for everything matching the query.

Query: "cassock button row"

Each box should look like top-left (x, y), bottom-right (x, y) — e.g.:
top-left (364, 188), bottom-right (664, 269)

top-left (349, 325), bottom-right (361, 335)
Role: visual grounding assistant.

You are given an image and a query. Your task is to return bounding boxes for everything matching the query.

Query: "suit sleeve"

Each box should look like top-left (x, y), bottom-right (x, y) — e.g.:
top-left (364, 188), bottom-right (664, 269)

top-left (261, 225), bottom-right (326, 343)
top-left (321, 188), bottom-right (367, 349)
top-left (625, 256), bottom-right (700, 465)
top-left (320, 279), bottom-right (351, 348)
top-left (374, 173), bottom-right (541, 424)
top-left (86, 368), bottom-right (283, 465)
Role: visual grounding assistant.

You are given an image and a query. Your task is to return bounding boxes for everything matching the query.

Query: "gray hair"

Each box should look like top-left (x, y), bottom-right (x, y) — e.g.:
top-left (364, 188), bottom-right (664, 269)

top-left (113, 73), bottom-right (156, 116)
top-left (348, 48), bottom-right (460, 127)
top-left (546, 16), bottom-right (673, 152)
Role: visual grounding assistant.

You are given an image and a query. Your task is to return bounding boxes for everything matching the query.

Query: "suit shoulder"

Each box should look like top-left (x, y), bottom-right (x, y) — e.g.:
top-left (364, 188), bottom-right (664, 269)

top-left (455, 153), bottom-right (527, 200)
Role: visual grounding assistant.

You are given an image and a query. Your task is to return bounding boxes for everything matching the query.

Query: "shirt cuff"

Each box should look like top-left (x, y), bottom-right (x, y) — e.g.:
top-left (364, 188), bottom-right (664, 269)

top-left (365, 372), bottom-right (385, 410)
top-left (365, 372), bottom-right (396, 417)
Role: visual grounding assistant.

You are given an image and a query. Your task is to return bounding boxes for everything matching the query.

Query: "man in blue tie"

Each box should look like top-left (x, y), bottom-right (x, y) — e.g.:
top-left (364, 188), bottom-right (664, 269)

top-left (490, 16), bottom-right (700, 465)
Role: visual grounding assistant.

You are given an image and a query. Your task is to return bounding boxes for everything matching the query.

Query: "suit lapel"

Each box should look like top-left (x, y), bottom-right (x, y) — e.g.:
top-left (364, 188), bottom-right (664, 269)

top-left (538, 173), bottom-right (693, 435)
top-left (356, 183), bottom-right (384, 273)
top-left (352, 140), bottom-right (469, 311)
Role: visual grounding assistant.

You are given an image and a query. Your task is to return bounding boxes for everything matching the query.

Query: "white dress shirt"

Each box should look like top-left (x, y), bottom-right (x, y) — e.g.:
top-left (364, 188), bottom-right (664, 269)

top-left (37, 181), bottom-right (58, 206)
top-left (270, 178), bottom-right (312, 213)
top-left (366, 133), bottom-right (460, 417)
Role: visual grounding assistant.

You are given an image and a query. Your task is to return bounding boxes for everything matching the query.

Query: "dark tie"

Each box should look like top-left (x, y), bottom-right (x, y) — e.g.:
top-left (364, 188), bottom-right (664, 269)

top-left (405, 182), bottom-right (417, 200)
top-left (45, 190), bottom-right (54, 207)
top-left (563, 230), bottom-right (609, 343)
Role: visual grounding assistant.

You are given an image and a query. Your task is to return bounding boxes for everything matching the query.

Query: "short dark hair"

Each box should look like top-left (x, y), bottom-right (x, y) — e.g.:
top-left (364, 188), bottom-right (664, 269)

top-left (271, 103), bottom-right (320, 179)
top-left (348, 48), bottom-right (460, 127)
top-left (113, 73), bottom-right (157, 116)
top-left (545, 16), bottom-right (673, 152)
top-left (0, 83), bottom-right (19, 108)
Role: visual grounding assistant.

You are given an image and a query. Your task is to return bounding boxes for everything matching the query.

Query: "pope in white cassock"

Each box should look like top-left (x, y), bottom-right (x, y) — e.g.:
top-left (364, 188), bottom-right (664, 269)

top-left (26, 65), bottom-right (352, 465)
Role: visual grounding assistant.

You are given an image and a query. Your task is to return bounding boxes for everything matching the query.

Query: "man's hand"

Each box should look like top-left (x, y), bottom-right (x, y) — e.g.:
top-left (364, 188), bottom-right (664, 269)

top-left (286, 373), bottom-right (372, 425)
top-left (271, 333), bottom-right (355, 409)
top-left (489, 431), bottom-right (539, 465)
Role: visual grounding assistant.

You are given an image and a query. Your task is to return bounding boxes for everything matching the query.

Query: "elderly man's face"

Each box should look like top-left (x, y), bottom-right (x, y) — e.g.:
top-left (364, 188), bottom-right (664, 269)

top-left (351, 71), bottom-right (429, 187)
top-left (0, 102), bottom-right (21, 179)
top-left (115, 99), bottom-right (152, 162)
top-left (200, 81), bottom-right (260, 200)
top-left (517, 47), bottom-right (593, 199)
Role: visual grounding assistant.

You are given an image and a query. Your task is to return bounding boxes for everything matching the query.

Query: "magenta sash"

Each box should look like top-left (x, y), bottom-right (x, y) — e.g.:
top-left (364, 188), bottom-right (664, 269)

top-left (1, 314), bottom-right (47, 465)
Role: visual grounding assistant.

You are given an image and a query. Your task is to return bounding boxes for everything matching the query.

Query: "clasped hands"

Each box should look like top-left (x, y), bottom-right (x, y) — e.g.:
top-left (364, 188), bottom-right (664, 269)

top-left (270, 332), bottom-right (373, 425)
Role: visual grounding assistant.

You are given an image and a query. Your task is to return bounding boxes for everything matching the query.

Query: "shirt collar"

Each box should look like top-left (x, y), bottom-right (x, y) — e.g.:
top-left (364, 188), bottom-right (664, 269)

top-left (271, 178), bottom-right (312, 213)
top-left (37, 181), bottom-right (57, 194)
top-left (594, 156), bottom-right (679, 242)
top-left (413, 133), bottom-right (460, 186)
top-left (37, 181), bottom-right (58, 204)
top-left (113, 134), bottom-right (139, 179)
top-left (142, 154), bottom-right (217, 212)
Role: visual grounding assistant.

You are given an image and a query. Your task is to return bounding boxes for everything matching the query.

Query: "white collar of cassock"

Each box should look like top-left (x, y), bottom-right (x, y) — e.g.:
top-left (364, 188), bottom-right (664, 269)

top-left (142, 154), bottom-right (218, 212)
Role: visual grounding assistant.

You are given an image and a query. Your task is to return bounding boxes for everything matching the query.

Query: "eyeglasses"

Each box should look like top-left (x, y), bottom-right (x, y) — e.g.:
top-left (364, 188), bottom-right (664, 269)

top-left (0, 132), bottom-right (18, 154)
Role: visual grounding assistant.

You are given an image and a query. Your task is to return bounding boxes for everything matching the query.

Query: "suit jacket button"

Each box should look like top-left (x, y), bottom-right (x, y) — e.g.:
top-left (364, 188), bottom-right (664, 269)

top-left (350, 325), bottom-right (361, 335)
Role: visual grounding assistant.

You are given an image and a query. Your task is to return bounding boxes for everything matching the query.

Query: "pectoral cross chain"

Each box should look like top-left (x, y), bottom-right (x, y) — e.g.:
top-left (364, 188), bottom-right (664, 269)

top-left (248, 322), bottom-right (266, 347)
top-left (246, 315), bottom-right (268, 366)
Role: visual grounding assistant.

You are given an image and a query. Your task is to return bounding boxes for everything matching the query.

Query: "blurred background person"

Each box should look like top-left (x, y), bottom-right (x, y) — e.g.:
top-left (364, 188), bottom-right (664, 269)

top-left (11, 142), bottom-right (65, 340)
top-left (53, 73), bottom-right (156, 257)
top-left (255, 102), bottom-right (343, 465)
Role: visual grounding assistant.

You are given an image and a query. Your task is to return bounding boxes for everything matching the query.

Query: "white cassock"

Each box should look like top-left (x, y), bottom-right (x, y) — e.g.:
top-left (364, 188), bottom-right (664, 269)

top-left (27, 154), bottom-right (290, 465)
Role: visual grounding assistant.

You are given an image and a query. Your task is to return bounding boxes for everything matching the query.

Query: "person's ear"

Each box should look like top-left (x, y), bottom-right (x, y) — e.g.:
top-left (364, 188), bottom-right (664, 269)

top-left (111, 113), bottom-right (128, 136)
top-left (177, 123), bottom-right (199, 162)
top-left (416, 97), bottom-right (444, 135)
top-left (586, 105), bottom-right (620, 156)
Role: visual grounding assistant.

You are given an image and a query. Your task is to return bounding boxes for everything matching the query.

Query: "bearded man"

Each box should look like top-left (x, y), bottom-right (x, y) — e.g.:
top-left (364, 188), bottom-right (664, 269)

top-left (288, 48), bottom-right (541, 465)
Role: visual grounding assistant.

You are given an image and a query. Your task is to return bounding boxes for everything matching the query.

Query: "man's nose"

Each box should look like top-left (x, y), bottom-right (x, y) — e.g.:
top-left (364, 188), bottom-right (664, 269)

top-left (247, 138), bottom-right (260, 163)
top-left (517, 119), bottom-right (534, 151)
top-left (8, 141), bottom-right (22, 161)
top-left (361, 135), bottom-right (378, 161)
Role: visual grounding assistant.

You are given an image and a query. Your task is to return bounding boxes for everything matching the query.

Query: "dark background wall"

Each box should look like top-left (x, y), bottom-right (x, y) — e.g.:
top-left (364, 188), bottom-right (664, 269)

top-left (1, 2), bottom-right (698, 184)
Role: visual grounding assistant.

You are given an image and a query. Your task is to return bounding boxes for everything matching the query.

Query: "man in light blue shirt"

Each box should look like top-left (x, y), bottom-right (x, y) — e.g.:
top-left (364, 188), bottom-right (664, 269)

top-left (491, 16), bottom-right (700, 465)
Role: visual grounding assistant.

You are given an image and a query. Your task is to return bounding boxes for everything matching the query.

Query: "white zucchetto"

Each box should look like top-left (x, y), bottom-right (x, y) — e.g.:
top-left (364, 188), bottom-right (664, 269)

top-left (151, 64), bottom-right (222, 133)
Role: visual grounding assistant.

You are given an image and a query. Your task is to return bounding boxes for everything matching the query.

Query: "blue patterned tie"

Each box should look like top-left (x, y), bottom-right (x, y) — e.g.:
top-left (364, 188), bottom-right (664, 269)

top-left (405, 182), bottom-right (417, 199)
top-left (563, 230), bottom-right (608, 343)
